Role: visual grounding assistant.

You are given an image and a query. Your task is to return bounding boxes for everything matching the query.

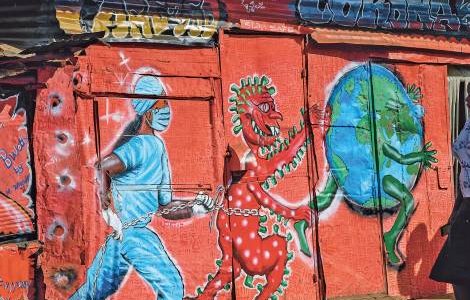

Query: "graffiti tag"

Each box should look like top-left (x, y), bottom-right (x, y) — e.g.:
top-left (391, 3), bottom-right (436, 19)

top-left (92, 12), bottom-right (217, 40)
top-left (0, 137), bottom-right (27, 170)
top-left (298, 0), bottom-right (469, 32)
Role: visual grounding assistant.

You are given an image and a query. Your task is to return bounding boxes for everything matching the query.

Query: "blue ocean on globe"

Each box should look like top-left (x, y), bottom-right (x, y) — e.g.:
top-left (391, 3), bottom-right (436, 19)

top-left (325, 64), bottom-right (424, 211)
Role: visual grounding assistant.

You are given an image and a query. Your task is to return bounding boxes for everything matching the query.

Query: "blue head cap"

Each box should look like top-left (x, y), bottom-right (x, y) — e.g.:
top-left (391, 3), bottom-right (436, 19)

top-left (132, 75), bottom-right (170, 131)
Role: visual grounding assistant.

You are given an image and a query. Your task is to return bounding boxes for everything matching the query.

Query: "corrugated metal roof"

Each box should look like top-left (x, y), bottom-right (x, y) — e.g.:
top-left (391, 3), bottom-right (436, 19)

top-left (0, 0), bottom-right (66, 49)
top-left (309, 27), bottom-right (470, 54)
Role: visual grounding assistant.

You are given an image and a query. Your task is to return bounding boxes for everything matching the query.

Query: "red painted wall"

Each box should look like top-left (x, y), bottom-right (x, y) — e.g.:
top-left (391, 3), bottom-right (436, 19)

top-left (0, 38), bottom-right (459, 299)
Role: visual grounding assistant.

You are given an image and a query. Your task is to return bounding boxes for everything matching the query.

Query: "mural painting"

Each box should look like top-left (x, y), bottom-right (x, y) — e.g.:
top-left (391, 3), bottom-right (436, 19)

top-left (25, 43), bottom-right (451, 299)
top-left (296, 63), bottom-right (438, 268)
top-left (188, 64), bottom-right (437, 299)
top-left (191, 75), bottom-right (313, 300)
top-left (0, 94), bottom-right (34, 240)
top-left (69, 75), bottom-right (215, 299)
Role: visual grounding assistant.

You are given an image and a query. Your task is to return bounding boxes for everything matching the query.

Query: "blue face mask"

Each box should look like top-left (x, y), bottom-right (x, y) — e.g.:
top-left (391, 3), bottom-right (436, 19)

top-left (147, 106), bottom-right (170, 131)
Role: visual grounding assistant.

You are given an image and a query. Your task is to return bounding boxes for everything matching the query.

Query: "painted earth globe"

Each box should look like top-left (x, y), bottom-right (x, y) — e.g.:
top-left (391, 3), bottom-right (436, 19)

top-left (325, 63), bottom-right (424, 212)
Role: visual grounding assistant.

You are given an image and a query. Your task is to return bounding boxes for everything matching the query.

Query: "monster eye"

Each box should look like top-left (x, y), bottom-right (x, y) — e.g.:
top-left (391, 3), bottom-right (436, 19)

top-left (258, 102), bottom-right (270, 113)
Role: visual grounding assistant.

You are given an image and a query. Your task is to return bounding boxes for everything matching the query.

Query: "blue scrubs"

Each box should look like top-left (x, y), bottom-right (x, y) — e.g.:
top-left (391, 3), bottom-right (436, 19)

top-left (70, 135), bottom-right (183, 300)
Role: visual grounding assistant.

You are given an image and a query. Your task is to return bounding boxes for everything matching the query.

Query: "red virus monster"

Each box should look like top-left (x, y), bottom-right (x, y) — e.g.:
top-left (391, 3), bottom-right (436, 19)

top-left (191, 75), bottom-right (313, 300)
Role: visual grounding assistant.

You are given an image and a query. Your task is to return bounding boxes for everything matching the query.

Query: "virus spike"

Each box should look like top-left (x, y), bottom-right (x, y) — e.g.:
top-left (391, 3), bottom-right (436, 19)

top-left (257, 284), bottom-right (264, 292)
top-left (270, 295), bottom-right (278, 300)
top-left (284, 269), bottom-right (290, 275)
top-left (258, 86), bottom-right (262, 94)
top-left (245, 89), bottom-right (251, 96)
top-left (292, 125), bottom-right (298, 135)
top-left (233, 124), bottom-right (243, 134)
top-left (285, 164), bottom-right (291, 173)
top-left (240, 79), bottom-right (247, 87)
top-left (229, 106), bottom-right (238, 112)
top-left (288, 129), bottom-right (295, 139)
top-left (273, 224), bottom-right (279, 234)
top-left (270, 175), bottom-right (278, 186)
top-left (267, 87), bottom-right (276, 95)
top-left (230, 84), bottom-right (240, 95)
top-left (287, 252), bottom-right (294, 261)
top-left (224, 283), bottom-right (231, 291)
top-left (229, 96), bottom-right (238, 102)
top-left (244, 275), bottom-right (254, 288)
top-left (208, 274), bottom-right (214, 281)
top-left (254, 76), bottom-right (260, 85)
top-left (286, 232), bottom-right (293, 241)
top-left (261, 75), bottom-right (269, 86)
top-left (281, 280), bottom-right (288, 287)
top-left (197, 287), bottom-right (203, 295)
top-left (231, 115), bottom-right (240, 123)
top-left (259, 215), bottom-right (268, 223)
top-left (261, 181), bottom-right (270, 190)
top-left (277, 287), bottom-right (283, 294)
top-left (259, 226), bottom-right (267, 234)
top-left (247, 76), bottom-right (253, 86)
top-left (276, 214), bottom-right (282, 222)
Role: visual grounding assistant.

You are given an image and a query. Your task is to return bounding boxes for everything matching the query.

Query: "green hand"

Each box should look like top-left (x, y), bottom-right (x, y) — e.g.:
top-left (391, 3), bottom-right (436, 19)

top-left (294, 220), bottom-right (311, 257)
top-left (420, 141), bottom-right (438, 169)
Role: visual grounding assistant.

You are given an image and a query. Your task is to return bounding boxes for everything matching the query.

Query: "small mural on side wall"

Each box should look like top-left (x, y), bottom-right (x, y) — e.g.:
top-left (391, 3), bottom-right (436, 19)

top-left (0, 94), bottom-right (34, 239)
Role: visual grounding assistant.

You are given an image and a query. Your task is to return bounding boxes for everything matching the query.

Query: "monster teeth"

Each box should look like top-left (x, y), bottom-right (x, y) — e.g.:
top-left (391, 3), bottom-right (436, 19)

top-left (251, 119), bottom-right (267, 136)
top-left (270, 126), bottom-right (276, 136)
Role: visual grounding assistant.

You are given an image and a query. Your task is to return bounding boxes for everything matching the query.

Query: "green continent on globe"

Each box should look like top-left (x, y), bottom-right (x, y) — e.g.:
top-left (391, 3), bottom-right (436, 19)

top-left (325, 64), bottom-right (424, 212)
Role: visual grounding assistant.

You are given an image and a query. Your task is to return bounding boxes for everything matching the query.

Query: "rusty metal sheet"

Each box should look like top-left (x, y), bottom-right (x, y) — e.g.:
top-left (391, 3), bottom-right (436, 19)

top-left (0, 0), bottom-right (65, 49)
top-left (310, 27), bottom-right (470, 54)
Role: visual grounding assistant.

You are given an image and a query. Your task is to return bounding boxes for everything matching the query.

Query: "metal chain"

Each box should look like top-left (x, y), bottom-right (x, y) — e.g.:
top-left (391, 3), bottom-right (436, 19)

top-left (91, 185), bottom-right (260, 297)
top-left (120, 185), bottom-right (260, 229)
top-left (221, 207), bottom-right (259, 216)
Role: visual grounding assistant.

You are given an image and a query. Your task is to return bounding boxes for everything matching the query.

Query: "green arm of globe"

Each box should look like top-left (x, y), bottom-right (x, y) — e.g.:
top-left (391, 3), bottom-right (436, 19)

top-left (293, 141), bottom-right (438, 258)
top-left (382, 142), bottom-right (438, 168)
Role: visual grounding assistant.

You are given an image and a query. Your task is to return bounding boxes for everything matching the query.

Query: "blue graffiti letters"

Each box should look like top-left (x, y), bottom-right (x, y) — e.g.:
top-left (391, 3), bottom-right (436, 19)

top-left (299, 0), bottom-right (466, 32)
top-left (0, 137), bottom-right (26, 170)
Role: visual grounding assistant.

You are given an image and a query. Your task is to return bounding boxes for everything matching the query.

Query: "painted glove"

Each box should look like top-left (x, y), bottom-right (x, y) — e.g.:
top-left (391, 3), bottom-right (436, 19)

top-left (101, 209), bottom-right (123, 241)
top-left (191, 191), bottom-right (215, 215)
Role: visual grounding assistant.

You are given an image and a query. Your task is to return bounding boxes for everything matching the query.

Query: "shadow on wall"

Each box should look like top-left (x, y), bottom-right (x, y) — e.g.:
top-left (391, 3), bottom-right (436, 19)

top-left (397, 223), bottom-right (448, 297)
